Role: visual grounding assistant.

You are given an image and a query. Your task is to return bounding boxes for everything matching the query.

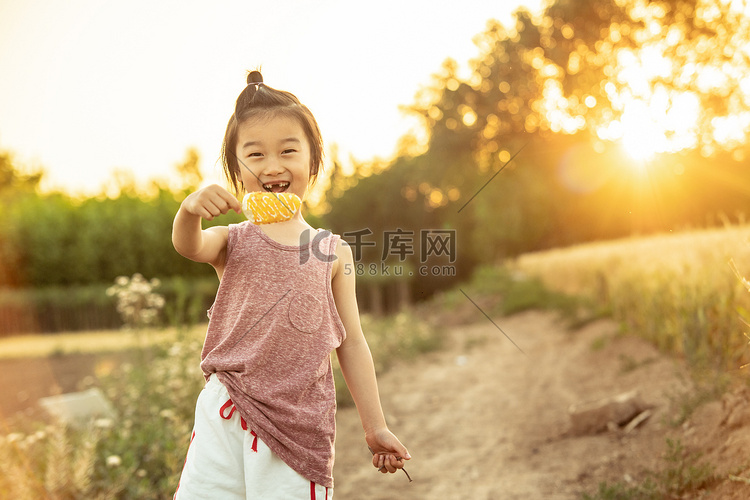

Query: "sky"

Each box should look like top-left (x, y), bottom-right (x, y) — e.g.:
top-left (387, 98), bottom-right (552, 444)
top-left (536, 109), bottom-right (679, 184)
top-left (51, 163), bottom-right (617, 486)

top-left (0, 0), bottom-right (543, 195)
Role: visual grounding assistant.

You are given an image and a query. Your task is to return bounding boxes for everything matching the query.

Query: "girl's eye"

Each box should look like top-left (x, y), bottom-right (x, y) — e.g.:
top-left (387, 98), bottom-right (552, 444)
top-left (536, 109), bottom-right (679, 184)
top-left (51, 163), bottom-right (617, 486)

top-left (248, 152), bottom-right (263, 158)
top-left (282, 149), bottom-right (297, 154)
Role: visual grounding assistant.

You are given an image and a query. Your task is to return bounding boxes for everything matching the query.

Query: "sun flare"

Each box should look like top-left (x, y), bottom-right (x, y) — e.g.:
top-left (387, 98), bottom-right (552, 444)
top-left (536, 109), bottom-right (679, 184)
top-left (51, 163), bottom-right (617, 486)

top-left (597, 86), bottom-right (701, 163)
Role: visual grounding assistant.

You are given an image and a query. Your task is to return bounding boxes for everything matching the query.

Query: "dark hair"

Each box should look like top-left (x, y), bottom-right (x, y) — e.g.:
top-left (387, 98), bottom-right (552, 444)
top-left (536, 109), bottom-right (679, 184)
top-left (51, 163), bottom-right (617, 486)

top-left (220, 70), bottom-right (324, 194)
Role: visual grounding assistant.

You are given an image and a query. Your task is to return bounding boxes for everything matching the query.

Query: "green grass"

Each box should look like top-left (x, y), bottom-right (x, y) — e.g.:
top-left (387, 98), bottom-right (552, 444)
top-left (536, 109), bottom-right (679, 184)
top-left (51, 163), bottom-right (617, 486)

top-left (582, 480), bottom-right (657, 500)
top-left (435, 263), bottom-right (605, 329)
top-left (0, 306), bottom-right (443, 498)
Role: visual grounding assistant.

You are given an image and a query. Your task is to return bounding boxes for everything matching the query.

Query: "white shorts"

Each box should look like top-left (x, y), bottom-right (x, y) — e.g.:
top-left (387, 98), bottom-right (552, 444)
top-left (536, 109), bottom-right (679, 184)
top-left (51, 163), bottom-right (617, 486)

top-left (174, 376), bottom-right (332, 500)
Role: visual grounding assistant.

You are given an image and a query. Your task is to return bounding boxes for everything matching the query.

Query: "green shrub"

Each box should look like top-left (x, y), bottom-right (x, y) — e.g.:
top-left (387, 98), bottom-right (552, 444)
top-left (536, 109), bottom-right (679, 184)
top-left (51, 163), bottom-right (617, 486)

top-left (0, 277), bottom-right (219, 335)
top-left (0, 189), bottom-right (243, 289)
top-left (0, 284), bottom-right (119, 334)
top-left (460, 264), bottom-right (597, 326)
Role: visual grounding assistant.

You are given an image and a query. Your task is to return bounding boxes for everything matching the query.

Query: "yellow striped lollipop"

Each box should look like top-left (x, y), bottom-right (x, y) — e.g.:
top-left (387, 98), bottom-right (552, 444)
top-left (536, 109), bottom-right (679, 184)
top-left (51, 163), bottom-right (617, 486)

top-left (242, 191), bottom-right (301, 224)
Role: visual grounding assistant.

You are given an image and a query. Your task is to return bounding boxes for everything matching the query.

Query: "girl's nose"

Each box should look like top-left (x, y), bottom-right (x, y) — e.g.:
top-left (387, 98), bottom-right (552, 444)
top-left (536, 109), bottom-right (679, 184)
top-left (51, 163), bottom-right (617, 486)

top-left (261, 157), bottom-right (284, 176)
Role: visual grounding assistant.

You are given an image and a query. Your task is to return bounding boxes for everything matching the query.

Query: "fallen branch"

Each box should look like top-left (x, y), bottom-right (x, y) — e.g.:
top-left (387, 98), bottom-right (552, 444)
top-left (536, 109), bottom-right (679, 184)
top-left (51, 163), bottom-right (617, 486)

top-left (728, 473), bottom-right (750, 484)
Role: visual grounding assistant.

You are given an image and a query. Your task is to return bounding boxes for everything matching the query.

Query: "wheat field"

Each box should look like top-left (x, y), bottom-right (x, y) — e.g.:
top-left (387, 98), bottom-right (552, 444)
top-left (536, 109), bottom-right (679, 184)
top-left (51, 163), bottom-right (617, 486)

top-left (513, 225), bottom-right (750, 370)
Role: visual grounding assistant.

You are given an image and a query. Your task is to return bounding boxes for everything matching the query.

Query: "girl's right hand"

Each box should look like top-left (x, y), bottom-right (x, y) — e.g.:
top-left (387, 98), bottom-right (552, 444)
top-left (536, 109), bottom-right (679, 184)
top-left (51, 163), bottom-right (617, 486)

top-left (182, 184), bottom-right (241, 220)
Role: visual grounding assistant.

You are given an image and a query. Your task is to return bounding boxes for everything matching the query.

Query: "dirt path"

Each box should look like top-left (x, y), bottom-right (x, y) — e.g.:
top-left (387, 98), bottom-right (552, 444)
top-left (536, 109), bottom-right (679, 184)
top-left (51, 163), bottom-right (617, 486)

top-left (333, 311), bottom-right (750, 499)
top-left (0, 352), bottom-right (129, 421)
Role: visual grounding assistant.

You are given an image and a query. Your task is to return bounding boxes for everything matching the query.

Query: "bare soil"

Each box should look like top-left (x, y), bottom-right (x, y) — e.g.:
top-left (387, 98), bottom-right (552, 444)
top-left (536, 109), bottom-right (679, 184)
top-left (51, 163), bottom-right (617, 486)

top-left (0, 352), bottom-right (128, 422)
top-left (334, 311), bottom-right (750, 499)
top-left (2, 312), bottom-right (750, 498)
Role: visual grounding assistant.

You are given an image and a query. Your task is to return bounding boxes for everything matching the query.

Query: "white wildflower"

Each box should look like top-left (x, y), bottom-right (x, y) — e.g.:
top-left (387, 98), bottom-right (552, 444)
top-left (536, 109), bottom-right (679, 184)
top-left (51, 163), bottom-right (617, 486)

top-left (23, 434), bottom-right (39, 446)
top-left (168, 343), bottom-right (183, 357)
top-left (107, 273), bottom-right (165, 328)
top-left (94, 418), bottom-right (114, 429)
top-left (106, 455), bottom-right (122, 467)
top-left (7, 433), bottom-right (24, 443)
top-left (159, 409), bottom-right (175, 420)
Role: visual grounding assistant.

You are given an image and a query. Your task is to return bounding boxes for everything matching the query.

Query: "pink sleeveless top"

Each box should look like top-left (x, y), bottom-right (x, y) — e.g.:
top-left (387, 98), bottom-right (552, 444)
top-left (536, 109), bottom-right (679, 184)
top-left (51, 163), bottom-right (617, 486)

top-left (200, 221), bottom-right (346, 488)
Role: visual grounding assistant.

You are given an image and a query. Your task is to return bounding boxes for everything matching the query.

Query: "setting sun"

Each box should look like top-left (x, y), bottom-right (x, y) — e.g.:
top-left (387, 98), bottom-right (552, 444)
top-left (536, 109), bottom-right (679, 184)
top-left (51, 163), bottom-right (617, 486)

top-left (595, 46), bottom-right (702, 162)
top-left (528, 0), bottom-right (750, 173)
top-left (615, 93), bottom-right (700, 162)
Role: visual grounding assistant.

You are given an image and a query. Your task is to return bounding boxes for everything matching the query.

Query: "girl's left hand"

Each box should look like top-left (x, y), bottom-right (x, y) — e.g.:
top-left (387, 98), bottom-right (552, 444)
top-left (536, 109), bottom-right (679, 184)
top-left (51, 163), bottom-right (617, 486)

top-left (366, 428), bottom-right (411, 474)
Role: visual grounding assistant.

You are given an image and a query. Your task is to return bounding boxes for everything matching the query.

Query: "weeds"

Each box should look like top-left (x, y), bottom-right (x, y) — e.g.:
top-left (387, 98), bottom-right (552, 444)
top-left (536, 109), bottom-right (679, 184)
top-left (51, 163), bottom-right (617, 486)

top-left (581, 438), bottom-right (717, 499)
top-left (334, 309), bottom-right (445, 407)
top-left (666, 371), bottom-right (730, 427)
top-left (582, 480), bottom-right (657, 500)
top-left (659, 438), bottom-right (716, 494)
top-left (106, 273), bottom-right (165, 329)
top-left (0, 333), bottom-right (204, 499)
top-left (0, 303), bottom-right (441, 497)
top-left (590, 334), bottom-right (611, 352)
top-left (450, 264), bottom-right (604, 328)
top-left (618, 353), bottom-right (656, 374)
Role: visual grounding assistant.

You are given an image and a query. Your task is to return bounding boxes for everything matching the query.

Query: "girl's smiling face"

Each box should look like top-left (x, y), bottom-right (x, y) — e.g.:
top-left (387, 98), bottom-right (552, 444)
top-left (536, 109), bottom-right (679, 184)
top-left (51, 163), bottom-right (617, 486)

top-left (236, 114), bottom-right (312, 201)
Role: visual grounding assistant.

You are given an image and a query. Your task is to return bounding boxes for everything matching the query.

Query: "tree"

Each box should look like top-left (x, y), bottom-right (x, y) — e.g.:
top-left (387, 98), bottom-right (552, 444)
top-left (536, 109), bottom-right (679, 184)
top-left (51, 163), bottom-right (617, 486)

top-left (323, 0), bottom-right (750, 302)
top-left (173, 147), bottom-right (203, 193)
top-left (0, 151), bottom-right (43, 198)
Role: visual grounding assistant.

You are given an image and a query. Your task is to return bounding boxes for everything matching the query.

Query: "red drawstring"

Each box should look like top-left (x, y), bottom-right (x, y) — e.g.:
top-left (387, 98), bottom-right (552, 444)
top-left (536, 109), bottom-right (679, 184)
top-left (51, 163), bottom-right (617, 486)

top-left (219, 398), bottom-right (257, 452)
top-left (219, 398), bottom-right (237, 420)
top-left (309, 481), bottom-right (329, 500)
top-left (250, 429), bottom-right (258, 452)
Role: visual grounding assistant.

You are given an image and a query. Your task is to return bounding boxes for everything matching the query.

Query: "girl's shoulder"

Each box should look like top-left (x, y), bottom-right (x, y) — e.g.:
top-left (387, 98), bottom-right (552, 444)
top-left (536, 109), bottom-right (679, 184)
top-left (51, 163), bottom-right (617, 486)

top-left (226, 220), bottom-right (259, 240)
top-left (330, 235), bottom-right (353, 281)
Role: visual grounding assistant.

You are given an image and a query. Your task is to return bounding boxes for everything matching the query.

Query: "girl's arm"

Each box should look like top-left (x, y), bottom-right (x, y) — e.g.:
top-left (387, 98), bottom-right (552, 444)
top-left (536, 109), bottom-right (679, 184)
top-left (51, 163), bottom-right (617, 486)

top-left (172, 184), bottom-right (241, 269)
top-left (332, 240), bottom-right (411, 474)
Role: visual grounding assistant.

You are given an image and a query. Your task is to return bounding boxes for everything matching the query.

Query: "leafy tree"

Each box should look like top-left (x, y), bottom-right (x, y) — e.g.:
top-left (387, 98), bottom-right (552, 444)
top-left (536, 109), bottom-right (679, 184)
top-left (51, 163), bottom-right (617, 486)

top-left (0, 151), bottom-right (43, 197)
top-left (322, 0), bottom-right (750, 301)
top-left (173, 146), bottom-right (203, 193)
top-left (0, 147), bottom-right (246, 288)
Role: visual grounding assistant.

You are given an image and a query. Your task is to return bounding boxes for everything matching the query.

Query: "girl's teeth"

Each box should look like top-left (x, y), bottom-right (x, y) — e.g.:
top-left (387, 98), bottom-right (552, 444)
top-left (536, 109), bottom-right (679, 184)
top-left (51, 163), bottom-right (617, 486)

top-left (263, 182), bottom-right (289, 190)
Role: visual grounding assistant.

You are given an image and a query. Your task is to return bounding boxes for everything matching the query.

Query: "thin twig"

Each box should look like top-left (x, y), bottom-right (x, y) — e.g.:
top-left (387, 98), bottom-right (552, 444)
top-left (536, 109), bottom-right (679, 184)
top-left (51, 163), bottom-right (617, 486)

top-left (369, 446), bottom-right (413, 482)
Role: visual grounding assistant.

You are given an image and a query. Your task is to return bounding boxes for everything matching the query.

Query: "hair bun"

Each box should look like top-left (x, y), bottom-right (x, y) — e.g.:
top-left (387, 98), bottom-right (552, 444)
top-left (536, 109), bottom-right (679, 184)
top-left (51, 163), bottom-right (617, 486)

top-left (247, 70), bottom-right (263, 85)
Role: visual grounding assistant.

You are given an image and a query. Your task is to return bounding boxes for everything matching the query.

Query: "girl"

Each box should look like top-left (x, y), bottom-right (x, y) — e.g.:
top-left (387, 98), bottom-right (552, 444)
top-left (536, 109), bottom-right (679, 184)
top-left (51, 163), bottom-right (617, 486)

top-left (171, 71), bottom-right (410, 499)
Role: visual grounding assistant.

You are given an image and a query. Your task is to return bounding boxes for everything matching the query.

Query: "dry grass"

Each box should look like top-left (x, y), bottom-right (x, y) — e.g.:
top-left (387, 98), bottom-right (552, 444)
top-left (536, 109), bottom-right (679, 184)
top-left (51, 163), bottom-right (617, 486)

top-left (513, 224), bottom-right (750, 370)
